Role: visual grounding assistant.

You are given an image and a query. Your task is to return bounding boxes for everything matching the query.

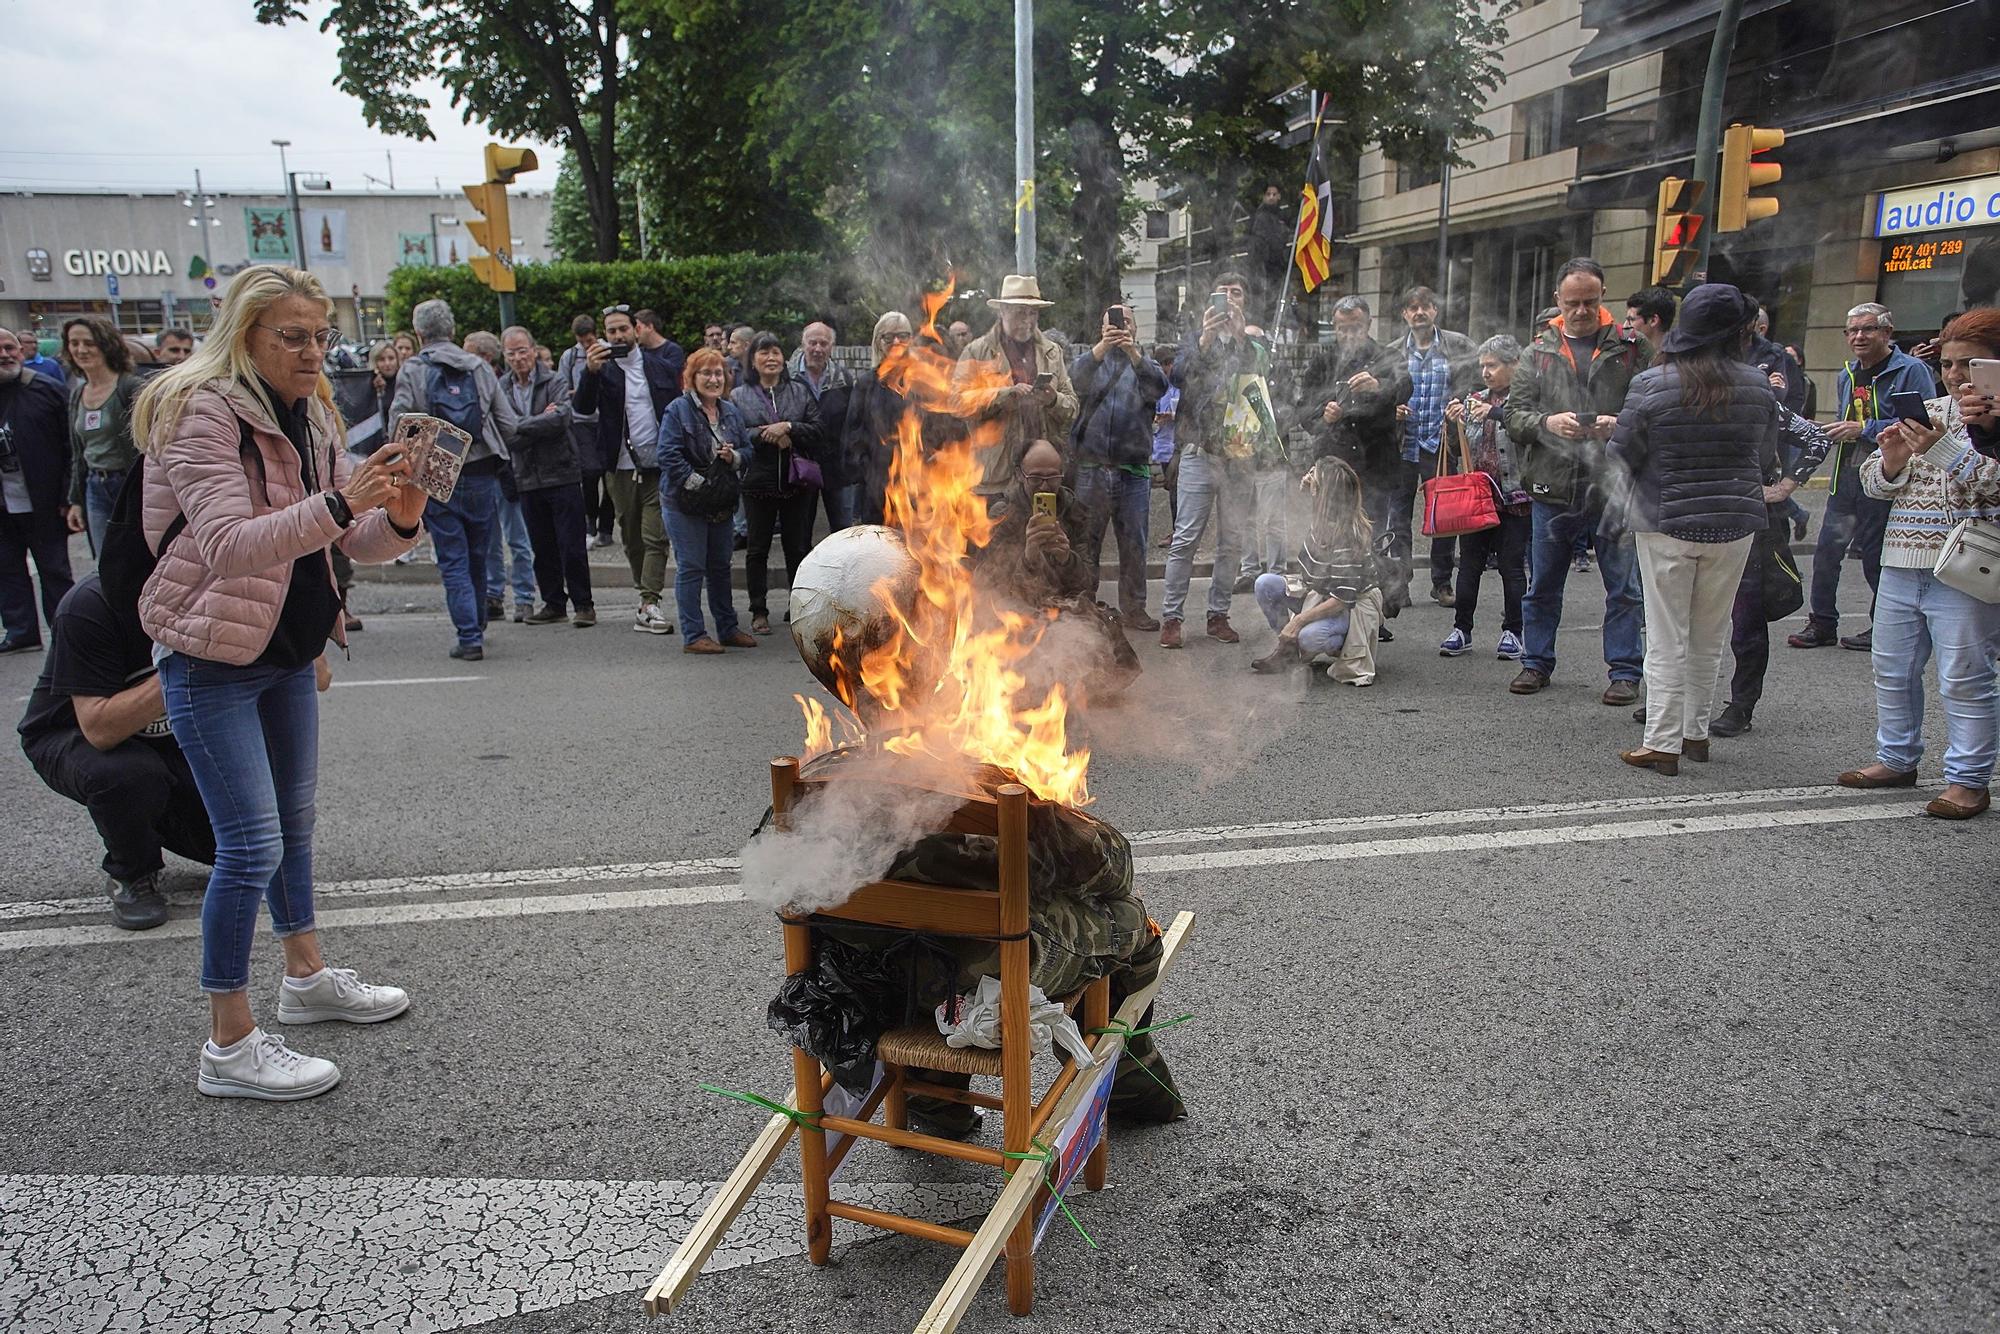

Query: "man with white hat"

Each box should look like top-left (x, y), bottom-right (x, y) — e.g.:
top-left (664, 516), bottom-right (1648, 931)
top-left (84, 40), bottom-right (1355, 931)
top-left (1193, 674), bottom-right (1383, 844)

top-left (954, 275), bottom-right (1079, 508)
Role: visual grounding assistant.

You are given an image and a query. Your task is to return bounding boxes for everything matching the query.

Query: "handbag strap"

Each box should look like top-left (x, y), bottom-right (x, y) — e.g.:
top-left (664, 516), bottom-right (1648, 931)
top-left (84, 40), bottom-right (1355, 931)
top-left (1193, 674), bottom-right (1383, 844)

top-left (1456, 406), bottom-right (1478, 476)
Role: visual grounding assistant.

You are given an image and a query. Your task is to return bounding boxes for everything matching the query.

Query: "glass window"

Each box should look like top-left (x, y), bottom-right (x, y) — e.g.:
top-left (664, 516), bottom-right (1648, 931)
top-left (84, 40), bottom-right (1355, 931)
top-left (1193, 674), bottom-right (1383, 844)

top-left (1145, 209), bottom-right (1171, 240)
top-left (1518, 77), bottom-right (1609, 160)
top-left (1395, 156), bottom-right (1443, 193)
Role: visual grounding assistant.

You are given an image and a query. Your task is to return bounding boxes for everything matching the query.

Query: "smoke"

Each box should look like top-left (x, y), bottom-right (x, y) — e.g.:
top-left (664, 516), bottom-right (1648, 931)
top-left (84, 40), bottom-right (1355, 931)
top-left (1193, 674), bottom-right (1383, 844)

top-left (737, 746), bottom-right (973, 915)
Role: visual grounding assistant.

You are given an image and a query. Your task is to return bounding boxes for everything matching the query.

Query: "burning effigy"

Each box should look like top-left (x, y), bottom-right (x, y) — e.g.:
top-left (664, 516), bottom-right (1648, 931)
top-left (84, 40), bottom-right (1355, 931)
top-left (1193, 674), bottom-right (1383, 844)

top-left (645, 285), bottom-right (1193, 1332)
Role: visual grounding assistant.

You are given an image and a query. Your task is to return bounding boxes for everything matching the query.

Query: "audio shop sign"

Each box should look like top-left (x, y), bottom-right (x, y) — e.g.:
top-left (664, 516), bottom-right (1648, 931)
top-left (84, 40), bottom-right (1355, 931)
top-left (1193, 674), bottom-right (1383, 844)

top-left (60, 248), bottom-right (175, 278)
top-left (1876, 173), bottom-right (2000, 240)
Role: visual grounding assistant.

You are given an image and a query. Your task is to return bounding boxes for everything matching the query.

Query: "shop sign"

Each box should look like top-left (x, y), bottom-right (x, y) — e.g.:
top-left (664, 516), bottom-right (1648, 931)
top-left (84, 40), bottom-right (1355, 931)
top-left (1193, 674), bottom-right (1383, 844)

top-left (1882, 234), bottom-right (1967, 275)
top-left (1876, 173), bottom-right (2000, 239)
top-left (244, 207), bottom-right (294, 261)
top-left (61, 248), bottom-right (174, 277)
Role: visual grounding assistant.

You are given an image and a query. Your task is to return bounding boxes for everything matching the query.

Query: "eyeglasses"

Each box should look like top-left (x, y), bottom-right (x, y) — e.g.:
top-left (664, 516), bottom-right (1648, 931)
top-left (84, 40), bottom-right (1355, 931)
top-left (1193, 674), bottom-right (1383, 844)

top-left (603, 304), bottom-right (632, 316)
top-left (884, 333), bottom-right (913, 344)
top-left (1845, 324), bottom-right (1885, 336)
top-left (255, 324), bottom-right (340, 352)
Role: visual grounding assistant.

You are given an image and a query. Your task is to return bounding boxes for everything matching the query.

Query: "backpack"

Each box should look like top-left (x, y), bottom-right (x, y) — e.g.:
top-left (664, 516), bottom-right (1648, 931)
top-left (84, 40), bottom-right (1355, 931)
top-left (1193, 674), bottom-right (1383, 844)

top-left (420, 352), bottom-right (485, 443)
top-left (97, 424), bottom-right (265, 621)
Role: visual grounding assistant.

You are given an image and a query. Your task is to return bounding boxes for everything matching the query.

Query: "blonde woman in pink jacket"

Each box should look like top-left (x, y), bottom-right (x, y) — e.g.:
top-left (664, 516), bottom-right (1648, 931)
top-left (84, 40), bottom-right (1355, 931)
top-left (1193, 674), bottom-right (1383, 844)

top-left (134, 265), bottom-right (425, 1101)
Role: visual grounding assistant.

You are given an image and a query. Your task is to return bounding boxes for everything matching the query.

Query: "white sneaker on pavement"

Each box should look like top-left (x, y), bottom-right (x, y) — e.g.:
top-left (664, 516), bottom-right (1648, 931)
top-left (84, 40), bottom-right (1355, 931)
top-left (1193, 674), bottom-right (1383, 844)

top-left (197, 1027), bottom-right (341, 1101)
top-left (633, 602), bottom-right (673, 634)
top-left (275, 966), bottom-right (411, 1025)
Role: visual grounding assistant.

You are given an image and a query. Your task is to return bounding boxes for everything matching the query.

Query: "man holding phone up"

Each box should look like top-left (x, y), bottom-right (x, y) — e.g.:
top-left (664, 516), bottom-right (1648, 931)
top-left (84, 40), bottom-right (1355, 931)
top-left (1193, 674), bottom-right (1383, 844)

top-left (1789, 303), bottom-right (1937, 652)
top-left (954, 275), bottom-right (1078, 510)
top-left (1069, 304), bottom-right (1168, 629)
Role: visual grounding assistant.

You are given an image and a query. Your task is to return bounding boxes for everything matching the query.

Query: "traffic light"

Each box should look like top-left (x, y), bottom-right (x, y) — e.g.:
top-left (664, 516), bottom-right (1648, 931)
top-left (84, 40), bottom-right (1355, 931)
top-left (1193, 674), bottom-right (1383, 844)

top-left (1717, 124), bottom-right (1784, 232)
top-left (462, 143), bottom-right (539, 293)
top-left (1652, 176), bottom-right (1706, 287)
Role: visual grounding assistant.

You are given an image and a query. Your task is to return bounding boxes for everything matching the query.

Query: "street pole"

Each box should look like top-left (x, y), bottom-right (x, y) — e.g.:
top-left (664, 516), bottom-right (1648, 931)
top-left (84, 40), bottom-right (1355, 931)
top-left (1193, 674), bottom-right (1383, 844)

top-left (1687, 0), bottom-right (1745, 287)
top-left (286, 172), bottom-right (308, 272)
top-left (1013, 0), bottom-right (1035, 276)
top-left (1436, 157), bottom-right (1453, 321)
top-left (193, 170), bottom-right (215, 269)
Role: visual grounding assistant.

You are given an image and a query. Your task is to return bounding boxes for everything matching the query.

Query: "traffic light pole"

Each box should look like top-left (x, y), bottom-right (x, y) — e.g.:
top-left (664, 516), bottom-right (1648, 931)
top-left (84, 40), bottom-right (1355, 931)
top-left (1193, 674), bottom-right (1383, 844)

top-left (1014, 0), bottom-right (1035, 276)
top-left (1686, 0), bottom-right (1745, 288)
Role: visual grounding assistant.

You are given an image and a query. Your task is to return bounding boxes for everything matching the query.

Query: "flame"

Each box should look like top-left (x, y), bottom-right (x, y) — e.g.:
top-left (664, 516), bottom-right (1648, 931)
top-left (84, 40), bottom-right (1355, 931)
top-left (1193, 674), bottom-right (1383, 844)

top-left (790, 275), bottom-right (1093, 805)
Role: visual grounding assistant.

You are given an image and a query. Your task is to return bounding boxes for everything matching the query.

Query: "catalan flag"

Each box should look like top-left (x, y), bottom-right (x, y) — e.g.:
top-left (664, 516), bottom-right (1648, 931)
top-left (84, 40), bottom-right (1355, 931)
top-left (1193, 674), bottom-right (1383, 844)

top-left (1294, 93), bottom-right (1334, 293)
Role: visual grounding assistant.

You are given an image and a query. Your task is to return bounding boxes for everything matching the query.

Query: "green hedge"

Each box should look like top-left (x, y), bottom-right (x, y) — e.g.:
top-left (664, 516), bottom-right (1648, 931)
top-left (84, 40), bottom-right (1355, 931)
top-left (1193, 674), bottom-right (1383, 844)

top-left (383, 252), bottom-right (827, 351)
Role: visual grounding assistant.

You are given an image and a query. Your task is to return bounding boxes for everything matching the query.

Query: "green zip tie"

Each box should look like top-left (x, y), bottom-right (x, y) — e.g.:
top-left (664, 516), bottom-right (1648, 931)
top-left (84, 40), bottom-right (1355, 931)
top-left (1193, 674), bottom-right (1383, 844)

top-left (700, 1083), bottom-right (825, 1133)
top-left (1001, 1137), bottom-right (1098, 1249)
top-left (1088, 1012), bottom-right (1194, 1039)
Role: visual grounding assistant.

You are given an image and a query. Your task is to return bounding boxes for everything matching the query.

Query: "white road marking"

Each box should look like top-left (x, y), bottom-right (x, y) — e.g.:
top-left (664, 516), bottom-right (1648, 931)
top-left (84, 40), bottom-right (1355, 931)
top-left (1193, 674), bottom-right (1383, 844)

top-left (0, 795), bottom-right (1924, 952)
top-left (0, 1173), bottom-right (993, 1334)
top-left (329, 674), bottom-right (485, 688)
top-left (0, 785), bottom-right (1907, 926)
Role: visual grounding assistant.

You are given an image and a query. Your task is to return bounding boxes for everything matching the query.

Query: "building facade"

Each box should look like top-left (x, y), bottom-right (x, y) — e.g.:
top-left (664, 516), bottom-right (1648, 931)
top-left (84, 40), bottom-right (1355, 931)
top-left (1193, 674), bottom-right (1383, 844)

top-left (0, 187), bottom-right (553, 344)
top-left (1342, 0), bottom-right (2000, 404)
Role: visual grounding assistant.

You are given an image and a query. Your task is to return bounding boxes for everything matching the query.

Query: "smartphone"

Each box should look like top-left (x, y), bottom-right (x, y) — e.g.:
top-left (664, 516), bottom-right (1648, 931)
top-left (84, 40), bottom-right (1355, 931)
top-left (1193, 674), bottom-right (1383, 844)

top-left (1208, 292), bottom-right (1231, 315)
top-left (1034, 371), bottom-right (1053, 392)
top-left (1971, 358), bottom-right (2000, 396)
top-left (1032, 491), bottom-right (1058, 519)
top-left (1106, 306), bottom-right (1127, 330)
top-left (1887, 388), bottom-right (1932, 426)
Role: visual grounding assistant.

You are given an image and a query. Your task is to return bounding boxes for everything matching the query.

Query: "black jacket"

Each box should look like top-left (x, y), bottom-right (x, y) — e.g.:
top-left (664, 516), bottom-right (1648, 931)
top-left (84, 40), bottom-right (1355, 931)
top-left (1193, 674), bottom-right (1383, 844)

top-left (729, 376), bottom-right (824, 496)
top-left (1504, 318), bottom-right (1652, 509)
top-left (500, 365), bottom-right (580, 493)
top-left (1293, 337), bottom-right (1410, 479)
top-left (0, 368), bottom-right (71, 514)
top-left (1608, 360), bottom-right (1775, 543)
top-left (571, 339), bottom-right (685, 470)
top-left (1747, 334), bottom-right (1808, 415)
top-left (844, 368), bottom-right (906, 523)
top-left (792, 357), bottom-right (852, 489)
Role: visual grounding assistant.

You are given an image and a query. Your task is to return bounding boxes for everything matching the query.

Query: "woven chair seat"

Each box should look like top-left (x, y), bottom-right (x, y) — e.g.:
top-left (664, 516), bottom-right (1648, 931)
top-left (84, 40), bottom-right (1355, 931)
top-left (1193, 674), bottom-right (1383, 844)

top-left (873, 988), bottom-right (1088, 1076)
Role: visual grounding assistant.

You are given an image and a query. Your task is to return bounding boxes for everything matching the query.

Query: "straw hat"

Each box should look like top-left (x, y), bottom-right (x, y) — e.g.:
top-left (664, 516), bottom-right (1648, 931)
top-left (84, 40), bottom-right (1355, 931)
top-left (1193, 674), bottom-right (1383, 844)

top-left (987, 274), bottom-right (1054, 309)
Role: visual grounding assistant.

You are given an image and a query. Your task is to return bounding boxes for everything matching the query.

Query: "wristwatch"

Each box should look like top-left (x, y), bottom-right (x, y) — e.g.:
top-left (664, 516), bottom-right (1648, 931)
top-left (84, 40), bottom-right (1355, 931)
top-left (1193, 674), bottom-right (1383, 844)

top-left (324, 491), bottom-right (354, 528)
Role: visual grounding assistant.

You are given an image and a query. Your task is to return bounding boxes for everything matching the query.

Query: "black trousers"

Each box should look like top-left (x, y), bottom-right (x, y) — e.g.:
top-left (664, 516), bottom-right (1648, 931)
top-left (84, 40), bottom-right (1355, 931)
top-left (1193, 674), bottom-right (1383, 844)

top-left (25, 731), bottom-right (216, 883)
top-left (1729, 538), bottom-right (1771, 712)
top-left (1453, 509), bottom-right (1529, 636)
top-left (0, 508), bottom-right (74, 646)
top-left (521, 483), bottom-right (594, 613)
top-left (744, 488), bottom-right (819, 618)
top-left (581, 470), bottom-right (616, 540)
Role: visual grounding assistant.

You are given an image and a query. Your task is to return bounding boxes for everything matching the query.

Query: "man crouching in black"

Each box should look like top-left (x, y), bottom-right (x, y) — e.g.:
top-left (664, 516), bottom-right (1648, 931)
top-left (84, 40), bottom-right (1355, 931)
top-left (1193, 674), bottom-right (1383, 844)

top-left (18, 574), bottom-right (215, 929)
top-left (975, 438), bottom-right (1141, 703)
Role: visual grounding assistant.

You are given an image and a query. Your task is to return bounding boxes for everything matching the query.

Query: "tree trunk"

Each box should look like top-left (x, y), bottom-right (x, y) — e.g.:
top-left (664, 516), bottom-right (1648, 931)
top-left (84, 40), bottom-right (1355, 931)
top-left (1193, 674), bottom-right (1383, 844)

top-left (1068, 110), bottom-right (1124, 321)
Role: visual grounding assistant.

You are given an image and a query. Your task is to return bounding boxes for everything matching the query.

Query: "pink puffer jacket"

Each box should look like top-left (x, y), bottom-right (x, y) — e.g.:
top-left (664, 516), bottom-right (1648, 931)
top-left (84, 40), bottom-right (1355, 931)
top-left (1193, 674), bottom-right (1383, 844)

top-left (139, 380), bottom-right (420, 665)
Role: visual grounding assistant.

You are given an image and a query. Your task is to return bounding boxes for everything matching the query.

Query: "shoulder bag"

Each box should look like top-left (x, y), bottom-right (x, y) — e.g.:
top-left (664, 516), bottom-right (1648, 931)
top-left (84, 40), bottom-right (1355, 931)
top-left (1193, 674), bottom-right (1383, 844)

top-left (1934, 513), bottom-right (2000, 604)
top-left (1420, 413), bottom-right (1500, 538)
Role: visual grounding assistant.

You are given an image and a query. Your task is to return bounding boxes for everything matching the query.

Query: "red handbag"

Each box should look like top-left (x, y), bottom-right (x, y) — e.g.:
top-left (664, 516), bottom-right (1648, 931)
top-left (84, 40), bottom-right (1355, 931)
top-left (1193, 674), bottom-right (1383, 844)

top-left (1421, 416), bottom-right (1501, 538)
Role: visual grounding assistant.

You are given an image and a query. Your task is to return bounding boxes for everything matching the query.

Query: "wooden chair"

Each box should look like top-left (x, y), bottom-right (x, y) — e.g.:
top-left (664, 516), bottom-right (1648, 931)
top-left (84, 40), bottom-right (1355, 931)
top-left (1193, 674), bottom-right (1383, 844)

top-left (645, 754), bottom-right (1194, 1333)
top-left (773, 754), bottom-right (1110, 1318)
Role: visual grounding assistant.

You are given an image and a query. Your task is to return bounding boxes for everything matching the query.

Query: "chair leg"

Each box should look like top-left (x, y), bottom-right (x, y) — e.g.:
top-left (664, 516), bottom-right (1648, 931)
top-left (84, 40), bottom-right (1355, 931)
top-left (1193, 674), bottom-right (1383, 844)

top-left (791, 1044), bottom-right (833, 1265)
top-left (1005, 1223), bottom-right (1036, 1316)
top-left (884, 1063), bottom-right (909, 1132)
top-left (1083, 976), bottom-right (1111, 1192)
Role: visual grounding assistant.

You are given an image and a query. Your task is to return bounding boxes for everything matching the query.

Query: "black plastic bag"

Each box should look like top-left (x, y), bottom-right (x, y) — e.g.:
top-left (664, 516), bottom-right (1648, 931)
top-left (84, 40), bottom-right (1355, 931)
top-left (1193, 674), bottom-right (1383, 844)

top-left (767, 932), bottom-right (957, 1095)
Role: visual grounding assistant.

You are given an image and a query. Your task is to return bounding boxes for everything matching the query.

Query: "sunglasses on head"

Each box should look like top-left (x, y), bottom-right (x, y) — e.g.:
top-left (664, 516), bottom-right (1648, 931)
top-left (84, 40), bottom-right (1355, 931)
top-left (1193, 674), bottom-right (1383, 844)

top-left (602, 304), bottom-right (632, 316)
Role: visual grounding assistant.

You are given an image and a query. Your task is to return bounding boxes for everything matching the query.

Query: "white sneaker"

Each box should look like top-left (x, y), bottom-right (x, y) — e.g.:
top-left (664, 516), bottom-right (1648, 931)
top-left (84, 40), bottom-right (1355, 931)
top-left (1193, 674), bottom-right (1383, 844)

top-left (197, 1027), bottom-right (341, 1101)
top-left (275, 966), bottom-right (411, 1025)
top-left (633, 602), bottom-right (673, 635)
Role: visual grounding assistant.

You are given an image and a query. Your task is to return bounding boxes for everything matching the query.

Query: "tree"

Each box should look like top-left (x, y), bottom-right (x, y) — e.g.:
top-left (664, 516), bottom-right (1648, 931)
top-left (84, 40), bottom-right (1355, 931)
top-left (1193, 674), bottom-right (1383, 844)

top-left (252, 0), bottom-right (629, 260)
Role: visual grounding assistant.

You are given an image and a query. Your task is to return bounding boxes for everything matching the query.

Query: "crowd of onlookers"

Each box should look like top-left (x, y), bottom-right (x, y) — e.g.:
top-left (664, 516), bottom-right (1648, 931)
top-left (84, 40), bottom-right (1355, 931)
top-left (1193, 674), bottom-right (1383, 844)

top-left (2, 254), bottom-right (1996, 1100)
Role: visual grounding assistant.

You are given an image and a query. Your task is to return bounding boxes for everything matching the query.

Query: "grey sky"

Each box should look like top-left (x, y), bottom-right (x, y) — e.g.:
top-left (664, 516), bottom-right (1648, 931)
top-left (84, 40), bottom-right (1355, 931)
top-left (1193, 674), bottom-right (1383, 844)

top-left (2, 1), bottom-right (552, 194)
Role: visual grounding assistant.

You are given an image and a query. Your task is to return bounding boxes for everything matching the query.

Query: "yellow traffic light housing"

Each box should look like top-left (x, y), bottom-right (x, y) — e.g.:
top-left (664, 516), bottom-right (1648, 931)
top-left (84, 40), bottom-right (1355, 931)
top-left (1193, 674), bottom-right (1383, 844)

top-left (1717, 124), bottom-right (1784, 232)
top-left (1653, 176), bottom-right (1706, 287)
top-left (462, 143), bottom-right (539, 293)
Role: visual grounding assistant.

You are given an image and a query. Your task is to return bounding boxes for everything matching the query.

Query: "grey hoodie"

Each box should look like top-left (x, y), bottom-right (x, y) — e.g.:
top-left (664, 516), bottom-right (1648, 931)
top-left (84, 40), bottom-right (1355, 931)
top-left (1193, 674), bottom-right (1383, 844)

top-left (387, 339), bottom-right (521, 465)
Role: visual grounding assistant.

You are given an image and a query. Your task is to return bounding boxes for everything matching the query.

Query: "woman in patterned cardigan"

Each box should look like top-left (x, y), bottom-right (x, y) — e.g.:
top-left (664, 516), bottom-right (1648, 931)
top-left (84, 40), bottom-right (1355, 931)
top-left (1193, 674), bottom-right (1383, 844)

top-left (1842, 308), bottom-right (2000, 818)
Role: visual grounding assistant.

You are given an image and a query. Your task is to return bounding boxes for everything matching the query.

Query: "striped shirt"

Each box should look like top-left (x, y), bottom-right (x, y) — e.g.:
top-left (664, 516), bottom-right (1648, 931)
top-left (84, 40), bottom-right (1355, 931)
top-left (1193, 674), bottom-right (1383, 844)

top-left (1298, 536), bottom-right (1375, 605)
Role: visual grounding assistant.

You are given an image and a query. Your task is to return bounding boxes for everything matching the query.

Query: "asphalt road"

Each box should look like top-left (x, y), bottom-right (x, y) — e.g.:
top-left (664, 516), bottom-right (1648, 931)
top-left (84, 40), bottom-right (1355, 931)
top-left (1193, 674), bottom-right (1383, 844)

top-left (1, 523), bottom-right (1994, 1334)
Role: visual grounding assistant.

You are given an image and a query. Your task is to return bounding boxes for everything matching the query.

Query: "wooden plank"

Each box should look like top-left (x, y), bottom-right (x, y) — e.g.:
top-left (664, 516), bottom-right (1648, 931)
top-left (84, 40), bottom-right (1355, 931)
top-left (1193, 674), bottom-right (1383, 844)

top-left (641, 1087), bottom-right (800, 1317)
top-left (912, 910), bottom-right (1194, 1334)
top-left (809, 879), bottom-right (1002, 936)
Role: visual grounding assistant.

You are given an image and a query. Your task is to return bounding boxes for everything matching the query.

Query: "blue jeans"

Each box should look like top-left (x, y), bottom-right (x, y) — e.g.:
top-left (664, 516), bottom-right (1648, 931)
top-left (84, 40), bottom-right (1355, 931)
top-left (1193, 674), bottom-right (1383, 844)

top-left (1871, 566), bottom-right (2000, 788)
top-left (486, 492), bottom-right (537, 611)
top-left (1074, 465), bottom-right (1152, 614)
top-left (84, 469), bottom-right (125, 555)
top-left (1162, 450), bottom-right (1244, 623)
top-left (1242, 466), bottom-right (1289, 575)
top-left (662, 502), bottom-right (741, 642)
top-left (427, 471), bottom-right (501, 648)
top-left (1521, 500), bottom-right (1643, 682)
top-left (159, 654), bottom-right (320, 994)
top-left (1254, 572), bottom-right (1348, 655)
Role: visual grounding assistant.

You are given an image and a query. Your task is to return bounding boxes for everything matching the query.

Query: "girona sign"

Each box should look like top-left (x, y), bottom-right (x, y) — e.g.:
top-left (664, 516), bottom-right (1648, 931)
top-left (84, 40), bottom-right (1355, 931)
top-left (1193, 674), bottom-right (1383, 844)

top-left (62, 248), bottom-right (173, 277)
